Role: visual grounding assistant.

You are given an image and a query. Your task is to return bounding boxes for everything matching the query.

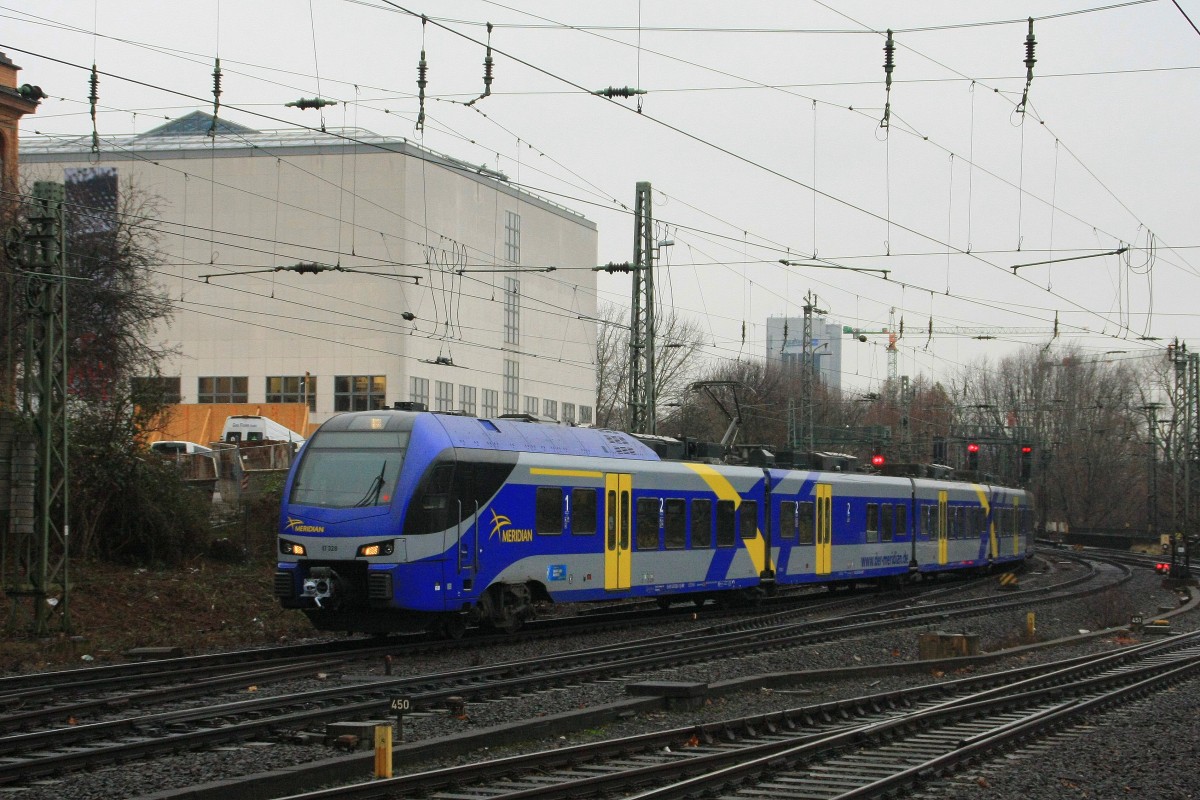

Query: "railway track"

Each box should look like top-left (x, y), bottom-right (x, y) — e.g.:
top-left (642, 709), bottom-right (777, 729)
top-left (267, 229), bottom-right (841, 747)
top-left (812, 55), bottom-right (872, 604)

top-left (0, 553), bottom-right (1124, 789)
top-left (271, 630), bottom-right (1200, 800)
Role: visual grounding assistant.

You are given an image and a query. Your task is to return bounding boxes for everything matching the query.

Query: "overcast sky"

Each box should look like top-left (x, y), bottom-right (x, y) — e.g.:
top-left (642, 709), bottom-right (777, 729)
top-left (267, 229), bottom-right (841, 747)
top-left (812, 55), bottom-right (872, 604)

top-left (6, 0), bottom-right (1199, 394)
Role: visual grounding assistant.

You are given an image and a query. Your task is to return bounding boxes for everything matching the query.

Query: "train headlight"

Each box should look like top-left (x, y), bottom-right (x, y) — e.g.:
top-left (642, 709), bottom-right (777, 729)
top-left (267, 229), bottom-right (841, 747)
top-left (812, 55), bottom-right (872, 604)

top-left (357, 540), bottom-right (395, 558)
top-left (280, 539), bottom-right (307, 556)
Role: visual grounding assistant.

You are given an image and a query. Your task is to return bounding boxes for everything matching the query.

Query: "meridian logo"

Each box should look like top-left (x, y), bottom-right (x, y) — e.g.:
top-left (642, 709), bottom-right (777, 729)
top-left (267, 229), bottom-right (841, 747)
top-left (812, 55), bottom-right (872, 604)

top-left (285, 517), bottom-right (325, 533)
top-left (489, 508), bottom-right (533, 543)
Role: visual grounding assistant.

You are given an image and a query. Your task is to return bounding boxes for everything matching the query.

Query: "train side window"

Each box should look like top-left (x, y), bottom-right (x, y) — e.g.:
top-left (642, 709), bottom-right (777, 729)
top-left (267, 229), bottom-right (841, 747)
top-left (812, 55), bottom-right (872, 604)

top-left (865, 503), bottom-right (879, 543)
top-left (881, 504), bottom-right (895, 542)
top-left (636, 497), bottom-right (660, 550)
top-left (739, 500), bottom-right (758, 539)
top-left (607, 490), bottom-right (617, 550)
top-left (536, 487), bottom-right (563, 535)
top-left (798, 501), bottom-right (815, 544)
top-left (895, 505), bottom-right (907, 538)
top-left (716, 500), bottom-right (736, 548)
top-left (779, 501), bottom-right (797, 541)
top-left (664, 499), bottom-right (686, 549)
top-left (572, 488), bottom-right (597, 535)
top-left (692, 499), bottom-right (713, 548)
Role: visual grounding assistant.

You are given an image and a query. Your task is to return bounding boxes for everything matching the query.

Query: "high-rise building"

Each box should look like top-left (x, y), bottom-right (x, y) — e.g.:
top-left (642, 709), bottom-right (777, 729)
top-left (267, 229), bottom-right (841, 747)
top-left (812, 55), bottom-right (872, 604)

top-left (765, 315), bottom-right (844, 391)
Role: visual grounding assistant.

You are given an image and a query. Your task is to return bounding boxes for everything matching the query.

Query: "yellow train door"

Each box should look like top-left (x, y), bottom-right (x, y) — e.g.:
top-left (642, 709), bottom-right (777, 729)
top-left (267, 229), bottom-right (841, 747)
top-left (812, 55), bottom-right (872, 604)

top-left (604, 473), bottom-right (632, 591)
top-left (1013, 498), bottom-right (1021, 556)
top-left (938, 490), bottom-right (949, 565)
top-left (816, 483), bottom-right (833, 575)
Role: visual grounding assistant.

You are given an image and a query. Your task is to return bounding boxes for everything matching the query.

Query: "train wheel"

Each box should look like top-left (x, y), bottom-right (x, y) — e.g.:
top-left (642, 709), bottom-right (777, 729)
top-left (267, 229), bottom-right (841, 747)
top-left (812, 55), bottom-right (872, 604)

top-left (480, 584), bottom-right (530, 634)
top-left (656, 597), bottom-right (673, 610)
top-left (429, 614), bottom-right (468, 640)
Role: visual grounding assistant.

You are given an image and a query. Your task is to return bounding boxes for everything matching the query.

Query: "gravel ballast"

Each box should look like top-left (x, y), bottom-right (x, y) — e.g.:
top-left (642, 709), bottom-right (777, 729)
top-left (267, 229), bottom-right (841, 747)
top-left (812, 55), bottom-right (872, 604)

top-left (12, 561), bottom-right (1200, 800)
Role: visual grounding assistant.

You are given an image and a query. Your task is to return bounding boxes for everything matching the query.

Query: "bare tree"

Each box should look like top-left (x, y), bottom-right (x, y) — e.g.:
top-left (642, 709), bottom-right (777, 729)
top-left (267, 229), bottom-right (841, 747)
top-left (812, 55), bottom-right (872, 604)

top-left (593, 302), bottom-right (708, 430)
top-left (954, 345), bottom-right (1147, 531)
top-left (1, 180), bottom-right (204, 563)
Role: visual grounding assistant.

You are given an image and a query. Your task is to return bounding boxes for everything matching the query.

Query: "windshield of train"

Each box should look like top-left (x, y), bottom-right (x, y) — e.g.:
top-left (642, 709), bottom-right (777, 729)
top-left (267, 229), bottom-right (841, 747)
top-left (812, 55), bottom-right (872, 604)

top-left (289, 431), bottom-right (410, 509)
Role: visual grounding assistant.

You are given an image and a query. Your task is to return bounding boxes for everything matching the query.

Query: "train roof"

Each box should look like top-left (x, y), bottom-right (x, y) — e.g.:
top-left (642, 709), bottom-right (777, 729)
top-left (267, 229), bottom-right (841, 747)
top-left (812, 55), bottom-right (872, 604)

top-left (316, 410), bottom-right (662, 461)
top-left (433, 414), bottom-right (661, 460)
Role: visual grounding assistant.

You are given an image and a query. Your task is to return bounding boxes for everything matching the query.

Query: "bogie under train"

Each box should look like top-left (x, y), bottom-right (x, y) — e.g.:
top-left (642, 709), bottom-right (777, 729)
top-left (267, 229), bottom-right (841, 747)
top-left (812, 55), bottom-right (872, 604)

top-left (275, 410), bottom-right (1033, 635)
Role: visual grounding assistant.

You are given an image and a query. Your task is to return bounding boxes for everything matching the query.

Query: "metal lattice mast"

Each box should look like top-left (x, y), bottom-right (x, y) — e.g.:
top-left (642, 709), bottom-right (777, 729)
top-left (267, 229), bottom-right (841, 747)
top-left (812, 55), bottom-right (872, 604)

top-left (629, 182), bottom-right (655, 435)
top-left (19, 182), bottom-right (71, 634)
top-left (1169, 341), bottom-right (1188, 548)
top-left (800, 291), bottom-right (825, 451)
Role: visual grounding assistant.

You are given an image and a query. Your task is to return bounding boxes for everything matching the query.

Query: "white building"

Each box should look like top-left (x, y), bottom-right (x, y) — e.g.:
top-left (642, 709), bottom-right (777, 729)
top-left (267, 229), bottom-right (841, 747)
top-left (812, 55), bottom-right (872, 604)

top-left (21, 113), bottom-right (599, 425)
top-left (765, 315), bottom-right (844, 391)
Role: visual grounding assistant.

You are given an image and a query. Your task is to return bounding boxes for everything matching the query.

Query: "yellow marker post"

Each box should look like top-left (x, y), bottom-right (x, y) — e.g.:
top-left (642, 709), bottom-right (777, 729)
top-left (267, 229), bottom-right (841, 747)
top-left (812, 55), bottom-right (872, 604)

top-left (1026, 611), bottom-right (1036, 641)
top-left (373, 724), bottom-right (392, 779)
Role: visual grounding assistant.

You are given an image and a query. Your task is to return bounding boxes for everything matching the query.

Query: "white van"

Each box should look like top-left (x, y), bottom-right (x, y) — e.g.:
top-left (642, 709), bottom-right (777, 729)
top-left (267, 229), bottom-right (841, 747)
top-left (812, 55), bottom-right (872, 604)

top-left (150, 440), bottom-right (214, 456)
top-left (221, 415), bottom-right (306, 445)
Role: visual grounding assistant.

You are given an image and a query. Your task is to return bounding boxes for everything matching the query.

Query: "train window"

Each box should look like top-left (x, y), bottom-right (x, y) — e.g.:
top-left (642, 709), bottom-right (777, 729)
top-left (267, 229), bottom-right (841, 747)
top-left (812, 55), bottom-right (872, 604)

top-left (896, 505), bottom-right (907, 538)
top-left (692, 499), bottom-right (713, 548)
top-left (798, 501), bottom-right (815, 544)
top-left (716, 500), bottom-right (736, 548)
top-left (779, 501), bottom-right (797, 541)
top-left (664, 499), bottom-right (686, 549)
top-left (866, 504), bottom-right (879, 543)
top-left (572, 488), bottom-right (597, 535)
top-left (881, 504), bottom-right (895, 542)
top-left (636, 498), bottom-right (660, 550)
top-left (739, 500), bottom-right (758, 539)
top-left (536, 487), bottom-right (563, 535)
top-left (620, 491), bottom-right (630, 549)
top-left (607, 490), bottom-right (617, 550)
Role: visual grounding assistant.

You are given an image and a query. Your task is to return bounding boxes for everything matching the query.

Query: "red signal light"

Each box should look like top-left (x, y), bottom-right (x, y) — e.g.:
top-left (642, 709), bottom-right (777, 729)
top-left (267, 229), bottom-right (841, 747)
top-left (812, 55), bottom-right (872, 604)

top-left (967, 443), bottom-right (980, 453)
top-left (1021, 445), bottom-right (1033, 454)
top-left (871, 453), bottom-right (885, 468)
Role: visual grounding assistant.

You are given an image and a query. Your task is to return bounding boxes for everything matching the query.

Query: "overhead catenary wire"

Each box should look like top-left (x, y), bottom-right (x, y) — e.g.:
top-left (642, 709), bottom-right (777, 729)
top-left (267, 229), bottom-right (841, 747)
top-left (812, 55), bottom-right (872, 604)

top-left (9, 2), bottom-right (1190, 379)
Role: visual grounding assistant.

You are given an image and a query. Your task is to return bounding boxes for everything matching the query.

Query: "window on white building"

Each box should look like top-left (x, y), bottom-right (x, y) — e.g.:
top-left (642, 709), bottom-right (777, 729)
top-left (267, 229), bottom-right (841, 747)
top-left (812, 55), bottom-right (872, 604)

top-left (503, 277), bottom-right (520, 345)
top-left (334, 375), bottom-right (386, 411)
top-left (133, 376), bottom-right (181, 404)
top-left (410, 377), bottom-right (430, 408)
top-left (266, 375), bottom-right (316, 411)
top-left (524, 396), bottom-right (539, 415)
top-left (543, 399), bottom-right (557, 420)
top-left (459, 385), bottom-right (477, 415)
top-left (481, 388), bottom-right (499, 418)
top-left (198, 376), bottom-right (248, 403)
top-left (505, 210), bottom-right (521, 264)
top-left (580, 405), bottom-right (593, 424)
top-left (562, 402), bottom-right (576, 424)
top-left (434, 380), bottom-right (454, 412)
top-left (503, 360), bottom-right (519, 415)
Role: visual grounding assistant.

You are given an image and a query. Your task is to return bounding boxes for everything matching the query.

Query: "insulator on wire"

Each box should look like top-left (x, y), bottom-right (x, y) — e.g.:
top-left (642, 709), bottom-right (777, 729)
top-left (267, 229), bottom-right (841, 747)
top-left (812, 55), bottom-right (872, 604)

top-left (465, 22), bottom-right (495, 107)
top-left (593, 86), bottom-right (646, 98)
top-left (880, 29), bottom-right (895, 129)
top-left (1016, 17), bottom-right (1036, 114)
top-left (416, 50), bottom-right (428, 130)
top-left (416, 15), bottom-right (429, 131)
top-left (88, 64), bottom-right (100, 154)
top-left (208, 57), bottom-right (223, 137)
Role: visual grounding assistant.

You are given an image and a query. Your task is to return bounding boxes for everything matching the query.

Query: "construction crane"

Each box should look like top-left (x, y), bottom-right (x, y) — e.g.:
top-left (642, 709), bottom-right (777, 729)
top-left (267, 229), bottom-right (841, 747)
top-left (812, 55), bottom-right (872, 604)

top-left (921, 312), bottom-right (1060, 344)
top-left (843, 307), bottom-right (901, 382)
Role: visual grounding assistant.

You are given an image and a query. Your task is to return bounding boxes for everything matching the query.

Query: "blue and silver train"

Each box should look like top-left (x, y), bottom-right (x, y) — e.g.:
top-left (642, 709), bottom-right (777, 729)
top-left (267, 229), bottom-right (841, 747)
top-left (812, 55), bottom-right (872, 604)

top-left (274, 409), bottom-right (1034, 635)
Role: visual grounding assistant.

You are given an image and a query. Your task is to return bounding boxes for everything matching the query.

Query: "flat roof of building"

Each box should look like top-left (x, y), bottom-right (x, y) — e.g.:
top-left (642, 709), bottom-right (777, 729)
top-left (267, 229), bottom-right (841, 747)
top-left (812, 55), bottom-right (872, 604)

top-left (21, 111), bottom-right (594, 227)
